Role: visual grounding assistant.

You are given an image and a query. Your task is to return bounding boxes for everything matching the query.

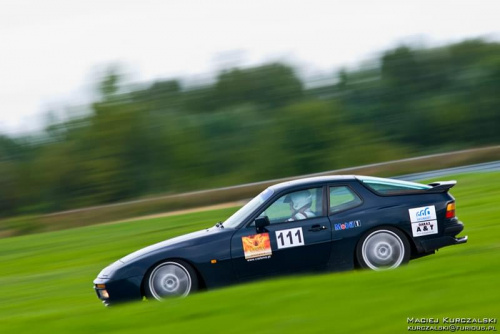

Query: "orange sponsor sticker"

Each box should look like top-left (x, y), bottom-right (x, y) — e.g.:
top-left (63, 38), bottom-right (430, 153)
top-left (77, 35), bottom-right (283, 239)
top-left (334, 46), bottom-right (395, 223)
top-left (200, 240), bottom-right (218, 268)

top-left (242, 233), bottom-right (272, 260)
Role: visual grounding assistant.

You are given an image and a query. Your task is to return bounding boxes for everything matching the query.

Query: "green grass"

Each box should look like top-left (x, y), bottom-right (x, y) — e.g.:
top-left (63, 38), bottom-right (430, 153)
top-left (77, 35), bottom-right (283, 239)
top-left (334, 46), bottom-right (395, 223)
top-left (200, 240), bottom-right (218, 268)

top-left (1, 172), bottom-right (499, 333)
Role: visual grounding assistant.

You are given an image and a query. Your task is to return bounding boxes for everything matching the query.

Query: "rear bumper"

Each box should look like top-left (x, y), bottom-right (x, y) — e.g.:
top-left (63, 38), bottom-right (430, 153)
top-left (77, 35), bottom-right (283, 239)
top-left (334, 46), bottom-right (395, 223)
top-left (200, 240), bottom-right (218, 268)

top-left (419, 220), bottom-right (468, 253)
top-left (420, 235), bottom-right (468, 253)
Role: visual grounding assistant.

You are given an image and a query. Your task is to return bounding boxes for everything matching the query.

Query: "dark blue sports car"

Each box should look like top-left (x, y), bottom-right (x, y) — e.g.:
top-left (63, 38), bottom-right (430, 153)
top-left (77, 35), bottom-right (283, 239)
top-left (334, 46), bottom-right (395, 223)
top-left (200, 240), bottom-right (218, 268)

top-left (94, 175), bottom-right (467, 305)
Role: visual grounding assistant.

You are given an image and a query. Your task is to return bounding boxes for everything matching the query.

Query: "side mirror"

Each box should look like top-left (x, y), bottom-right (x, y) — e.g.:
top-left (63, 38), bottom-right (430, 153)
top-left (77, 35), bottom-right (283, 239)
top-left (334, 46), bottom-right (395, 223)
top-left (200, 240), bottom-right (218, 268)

top-left (255, 216), bottom-right (270, 233)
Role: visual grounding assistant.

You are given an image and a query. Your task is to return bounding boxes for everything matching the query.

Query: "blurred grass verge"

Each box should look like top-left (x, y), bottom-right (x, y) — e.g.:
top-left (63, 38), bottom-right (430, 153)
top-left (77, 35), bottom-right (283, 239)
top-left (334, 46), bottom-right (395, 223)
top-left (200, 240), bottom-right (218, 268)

top-left (1, 145), bottom-right (499, 237)
top-left (0, 172), bottom-right (498, 333)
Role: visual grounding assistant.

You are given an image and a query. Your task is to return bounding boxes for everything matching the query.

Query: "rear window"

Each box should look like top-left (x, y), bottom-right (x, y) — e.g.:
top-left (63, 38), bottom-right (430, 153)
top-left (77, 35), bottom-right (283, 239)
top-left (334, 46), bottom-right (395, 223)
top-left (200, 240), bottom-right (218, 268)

top-left (357, 176), bottom-right (431, 195)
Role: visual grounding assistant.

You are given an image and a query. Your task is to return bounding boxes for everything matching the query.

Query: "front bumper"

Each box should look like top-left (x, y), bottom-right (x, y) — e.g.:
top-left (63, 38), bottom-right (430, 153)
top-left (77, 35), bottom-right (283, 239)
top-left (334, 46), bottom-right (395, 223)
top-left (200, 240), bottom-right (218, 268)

top-left (93, 276), bottom-right (143, 306)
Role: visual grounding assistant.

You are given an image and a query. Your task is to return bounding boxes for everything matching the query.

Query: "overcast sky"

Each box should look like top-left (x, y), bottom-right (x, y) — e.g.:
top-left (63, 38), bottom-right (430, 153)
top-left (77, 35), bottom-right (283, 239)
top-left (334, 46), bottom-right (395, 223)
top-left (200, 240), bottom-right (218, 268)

top-left (0, 0), bottom-right (498, 135)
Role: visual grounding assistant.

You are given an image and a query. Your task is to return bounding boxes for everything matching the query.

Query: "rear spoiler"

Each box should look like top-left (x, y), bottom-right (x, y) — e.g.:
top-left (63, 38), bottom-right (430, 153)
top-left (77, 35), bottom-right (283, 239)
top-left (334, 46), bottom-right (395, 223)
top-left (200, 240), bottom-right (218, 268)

top-left (426, 181), bottom-right (456, 193)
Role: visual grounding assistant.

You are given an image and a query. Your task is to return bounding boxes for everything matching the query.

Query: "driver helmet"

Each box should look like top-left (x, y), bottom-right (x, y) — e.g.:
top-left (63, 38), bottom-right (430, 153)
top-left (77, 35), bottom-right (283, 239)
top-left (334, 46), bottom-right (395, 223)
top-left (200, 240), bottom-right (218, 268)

top-left (285, 190), bottom-right (312, 211)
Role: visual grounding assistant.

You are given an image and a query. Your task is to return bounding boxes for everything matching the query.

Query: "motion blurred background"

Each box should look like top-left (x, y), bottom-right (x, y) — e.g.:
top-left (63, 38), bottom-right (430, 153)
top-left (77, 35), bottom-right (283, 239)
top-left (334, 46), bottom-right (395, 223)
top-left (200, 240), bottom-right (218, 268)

top-left (0, 0), bottom-right (499, 232)
top-left (1, 1), bottom-right (500, 333)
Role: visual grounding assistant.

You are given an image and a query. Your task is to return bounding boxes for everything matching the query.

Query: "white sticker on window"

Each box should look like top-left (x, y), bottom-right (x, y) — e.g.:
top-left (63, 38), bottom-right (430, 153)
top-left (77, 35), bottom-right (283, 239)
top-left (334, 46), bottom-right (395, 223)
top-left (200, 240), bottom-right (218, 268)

top-left (275, 227), bottom-right (304, 249)
top-left (409, 205), bottom-right (436, 223)
top-left (411, 220), bottom-right (438, 237)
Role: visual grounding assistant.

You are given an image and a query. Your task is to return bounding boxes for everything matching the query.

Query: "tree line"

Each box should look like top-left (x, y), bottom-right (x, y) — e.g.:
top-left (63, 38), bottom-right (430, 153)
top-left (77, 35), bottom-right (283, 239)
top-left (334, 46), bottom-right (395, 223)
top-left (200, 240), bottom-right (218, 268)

top-left (0, 39), bottom-right (499, 217)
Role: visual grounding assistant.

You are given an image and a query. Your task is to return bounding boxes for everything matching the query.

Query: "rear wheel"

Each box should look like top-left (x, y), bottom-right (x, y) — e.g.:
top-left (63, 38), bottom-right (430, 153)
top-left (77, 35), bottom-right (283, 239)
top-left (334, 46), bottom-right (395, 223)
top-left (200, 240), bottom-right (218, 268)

top-left (145, 260), bottom-right (198, 300)
top-left (356, 227), bottom-right (410, 270)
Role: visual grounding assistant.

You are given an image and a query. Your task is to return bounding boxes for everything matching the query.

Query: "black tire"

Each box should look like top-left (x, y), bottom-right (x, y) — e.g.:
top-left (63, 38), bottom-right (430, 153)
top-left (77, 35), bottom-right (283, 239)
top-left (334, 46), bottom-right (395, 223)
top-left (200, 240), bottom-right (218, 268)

top-left (356, 227), bottom-right (411, 270)
top-left (145, 260), bottom-right (198, 300)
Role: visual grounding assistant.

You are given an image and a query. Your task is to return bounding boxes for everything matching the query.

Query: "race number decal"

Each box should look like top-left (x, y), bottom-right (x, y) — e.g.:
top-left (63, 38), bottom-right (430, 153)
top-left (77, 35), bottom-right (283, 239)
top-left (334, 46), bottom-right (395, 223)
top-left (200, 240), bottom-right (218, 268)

top-left (275, 227), bottom-right (304, 249)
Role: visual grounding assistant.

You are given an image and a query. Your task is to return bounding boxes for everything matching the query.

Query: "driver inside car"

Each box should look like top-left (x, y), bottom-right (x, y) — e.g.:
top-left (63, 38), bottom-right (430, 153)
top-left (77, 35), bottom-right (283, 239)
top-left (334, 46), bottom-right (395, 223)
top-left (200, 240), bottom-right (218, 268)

top-left (284, 190), bottom-right (315, 221)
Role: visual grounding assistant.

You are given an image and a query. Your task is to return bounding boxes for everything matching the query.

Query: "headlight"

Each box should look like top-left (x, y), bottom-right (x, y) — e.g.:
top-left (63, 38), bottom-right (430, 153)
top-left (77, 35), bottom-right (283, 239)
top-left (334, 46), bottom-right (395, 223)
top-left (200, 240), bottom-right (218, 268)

top-left (95, 284), bottom-right (110, 299)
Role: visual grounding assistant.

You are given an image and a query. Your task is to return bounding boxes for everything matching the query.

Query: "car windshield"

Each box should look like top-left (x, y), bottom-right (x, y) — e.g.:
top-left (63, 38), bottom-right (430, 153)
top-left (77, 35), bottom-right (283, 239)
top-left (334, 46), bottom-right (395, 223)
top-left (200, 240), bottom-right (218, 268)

top-left (223, 188), bottom-right (274, 228)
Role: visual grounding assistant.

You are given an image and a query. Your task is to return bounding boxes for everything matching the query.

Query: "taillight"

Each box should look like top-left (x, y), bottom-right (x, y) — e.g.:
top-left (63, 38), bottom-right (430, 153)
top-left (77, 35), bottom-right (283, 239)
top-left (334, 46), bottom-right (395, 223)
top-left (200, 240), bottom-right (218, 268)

top-left (446, 202), bottom-right (456, 219)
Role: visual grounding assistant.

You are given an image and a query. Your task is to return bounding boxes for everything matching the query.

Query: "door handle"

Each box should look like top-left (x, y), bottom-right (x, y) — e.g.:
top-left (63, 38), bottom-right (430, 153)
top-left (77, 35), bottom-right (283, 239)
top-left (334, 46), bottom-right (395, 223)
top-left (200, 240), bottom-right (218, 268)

top-left (309, 224), bottom-right (327, 232)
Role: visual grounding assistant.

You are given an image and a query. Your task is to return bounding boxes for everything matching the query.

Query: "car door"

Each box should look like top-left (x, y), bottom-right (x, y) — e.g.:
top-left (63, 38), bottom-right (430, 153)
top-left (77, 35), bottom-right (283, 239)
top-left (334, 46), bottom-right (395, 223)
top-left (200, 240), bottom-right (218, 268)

top-left (231, 186), bottom-right (332, 280)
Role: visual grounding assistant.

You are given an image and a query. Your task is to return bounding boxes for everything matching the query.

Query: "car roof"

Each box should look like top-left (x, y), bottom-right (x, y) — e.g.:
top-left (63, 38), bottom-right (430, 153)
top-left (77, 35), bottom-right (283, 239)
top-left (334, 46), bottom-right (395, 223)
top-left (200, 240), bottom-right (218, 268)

top-left (269, 175), bottom-right (357, 191)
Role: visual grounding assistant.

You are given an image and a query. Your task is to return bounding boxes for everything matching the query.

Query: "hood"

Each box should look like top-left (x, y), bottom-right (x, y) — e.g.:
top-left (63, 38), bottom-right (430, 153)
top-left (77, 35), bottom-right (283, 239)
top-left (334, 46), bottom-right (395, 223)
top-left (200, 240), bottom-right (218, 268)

top-left (119, 226), bottom-right (223, 263)
top-left (97, 260), bottom-right (124, 278)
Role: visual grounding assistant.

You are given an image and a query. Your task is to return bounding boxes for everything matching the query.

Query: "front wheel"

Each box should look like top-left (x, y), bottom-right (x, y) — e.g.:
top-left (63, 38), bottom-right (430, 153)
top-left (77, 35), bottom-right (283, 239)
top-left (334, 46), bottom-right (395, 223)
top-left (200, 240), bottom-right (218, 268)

top-left (356, 227), bottom-right (410, 270)
top-left (145, 260), bottom-right (198, 300)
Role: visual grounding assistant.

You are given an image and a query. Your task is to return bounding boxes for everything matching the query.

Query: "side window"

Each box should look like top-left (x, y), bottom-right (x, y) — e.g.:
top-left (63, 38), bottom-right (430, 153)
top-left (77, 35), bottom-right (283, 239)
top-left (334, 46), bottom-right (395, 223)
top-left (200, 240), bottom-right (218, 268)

top-left (261, 187), bottom-right (323, 224)
top-left (329, 186), bottom-right (362, 214)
